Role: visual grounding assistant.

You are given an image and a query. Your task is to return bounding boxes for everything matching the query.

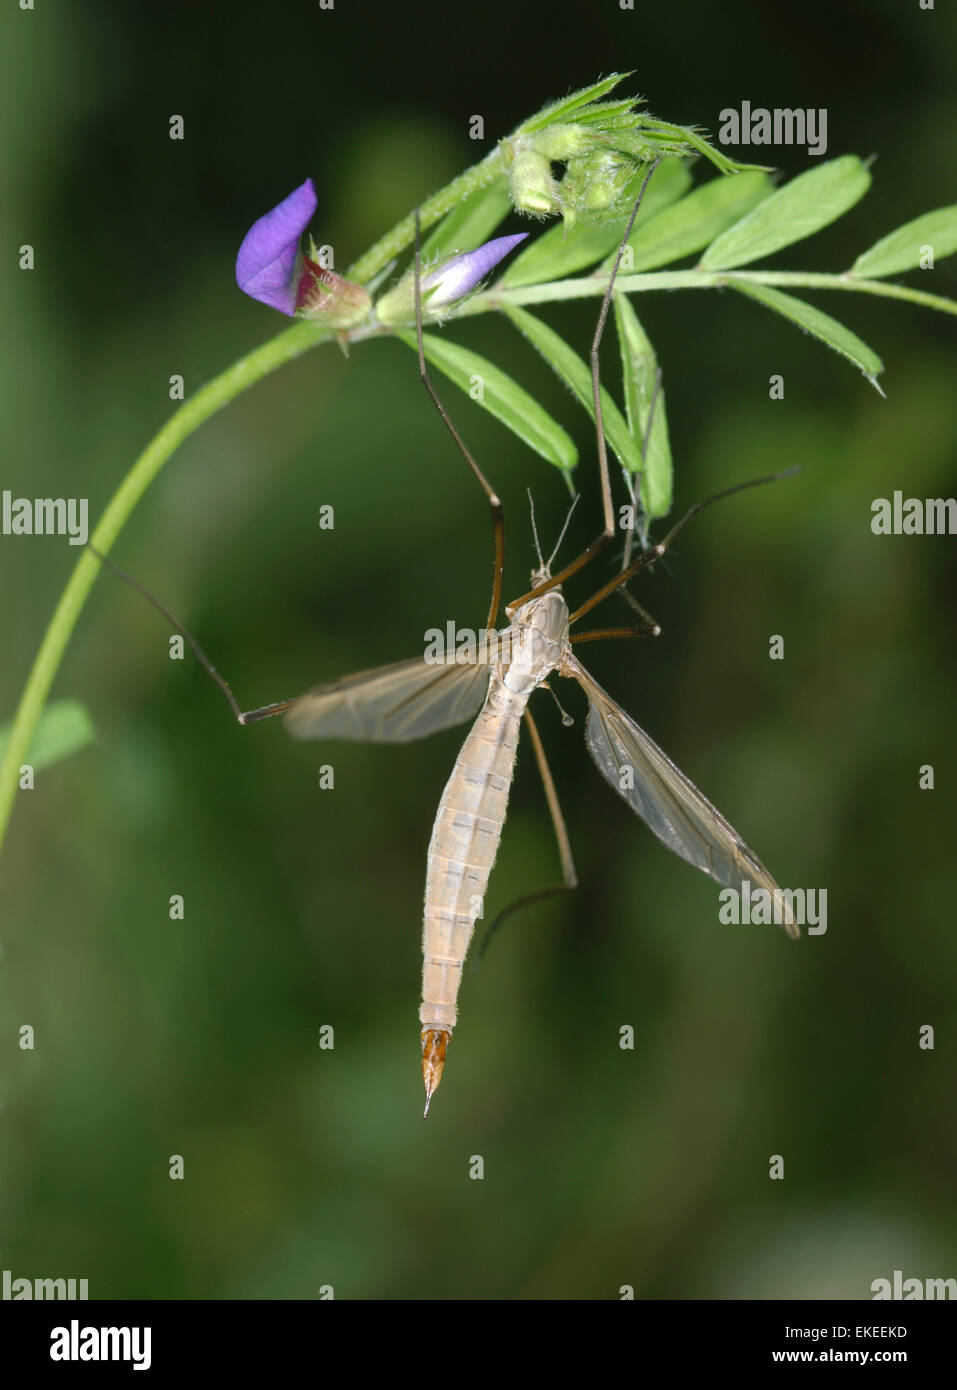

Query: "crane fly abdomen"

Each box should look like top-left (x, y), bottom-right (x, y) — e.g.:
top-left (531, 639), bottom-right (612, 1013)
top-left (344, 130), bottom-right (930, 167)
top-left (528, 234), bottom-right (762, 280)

top-left (420, 678), bottom-right (526, 1110)
top-left (419, 591), bottom-right (570, 1113)
top-left (421, 679), bottom-right (524, 1031)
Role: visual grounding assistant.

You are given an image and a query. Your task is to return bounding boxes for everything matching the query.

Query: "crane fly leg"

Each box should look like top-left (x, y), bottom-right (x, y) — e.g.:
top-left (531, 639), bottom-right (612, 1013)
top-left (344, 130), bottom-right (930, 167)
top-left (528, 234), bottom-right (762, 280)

top-left (569, 467), bottom-right (799, 626)
top-left (570, 625), bottom-right (659, 645)
top-left (506, 158), bottom-right (661, 616)
top-left (621, 364), bottom-right (662, 570)
top-left (413, 210), bottom-right (505, 632)
top-left (87, 544), bottom-right (295, 725)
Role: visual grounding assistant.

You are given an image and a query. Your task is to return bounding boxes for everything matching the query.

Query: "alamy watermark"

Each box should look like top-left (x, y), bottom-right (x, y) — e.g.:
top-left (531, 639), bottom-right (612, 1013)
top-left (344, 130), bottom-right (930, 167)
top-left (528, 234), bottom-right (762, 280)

top-left (423, 623), bottom-right (513, 665)
top-left (871, 491), bottom-right (957, 535)
top-left (718, 882), bottom-right (827, 934)
top-left (872, 1269), bottom-right (956, 1299)
top-left (2, 490), bottom-right (89, 545)
top-left (50, 1319), bottom-right (151, 1370)
top-left (3, 1267), bottom-right (88, 1299)
top-left (717, 101), bottom-right (827, 157)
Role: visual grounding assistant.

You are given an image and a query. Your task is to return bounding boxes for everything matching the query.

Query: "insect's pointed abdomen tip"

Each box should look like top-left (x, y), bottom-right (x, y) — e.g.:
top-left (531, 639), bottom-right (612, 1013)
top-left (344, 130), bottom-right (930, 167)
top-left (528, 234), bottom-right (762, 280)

top-left (421, 1027), bottom-right (450, 1118)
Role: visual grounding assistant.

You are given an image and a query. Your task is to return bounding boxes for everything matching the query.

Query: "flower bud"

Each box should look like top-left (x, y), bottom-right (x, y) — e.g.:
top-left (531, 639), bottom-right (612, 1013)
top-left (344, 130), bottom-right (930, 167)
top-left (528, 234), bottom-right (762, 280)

top-left (507, 148), bottom-right (560, 217)
top-left (375, 233), bottom-right (527, 326)
top-left (533, 123), bottom-right (594, 162)
top-left (561, 150), bottom-right (638, 224)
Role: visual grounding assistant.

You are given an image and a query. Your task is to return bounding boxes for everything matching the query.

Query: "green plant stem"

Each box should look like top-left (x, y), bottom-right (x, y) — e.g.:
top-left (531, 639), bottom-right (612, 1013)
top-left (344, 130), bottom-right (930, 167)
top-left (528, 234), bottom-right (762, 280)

top-left (345, 267), bottom-right (957, 346)
top-left (442, 267), bottom-right (957, 320)
top-left (346, 148), bottom-right (505, 286)
top-left (729, 269), bottom-right (957, 316)
top-left (0, 317), bottom-right (331, 854)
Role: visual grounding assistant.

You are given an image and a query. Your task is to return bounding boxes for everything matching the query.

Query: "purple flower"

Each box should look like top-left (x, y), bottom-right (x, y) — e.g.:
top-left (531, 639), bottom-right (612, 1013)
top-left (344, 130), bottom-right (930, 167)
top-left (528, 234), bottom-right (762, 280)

top-left (425, 233), bottom-right (528, 307)
top-left (235, 179), bottom-right (371, 327)
top-left (376, 233), bottom-right (528, 325)
top-left (235, 179), bottom-right (317, 315)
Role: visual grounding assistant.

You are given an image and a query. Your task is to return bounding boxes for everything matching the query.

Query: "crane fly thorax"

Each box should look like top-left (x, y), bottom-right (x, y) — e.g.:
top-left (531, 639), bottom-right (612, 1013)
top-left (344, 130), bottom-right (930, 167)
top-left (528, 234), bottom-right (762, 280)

top-left (501, 590), bottom-right (570, 695)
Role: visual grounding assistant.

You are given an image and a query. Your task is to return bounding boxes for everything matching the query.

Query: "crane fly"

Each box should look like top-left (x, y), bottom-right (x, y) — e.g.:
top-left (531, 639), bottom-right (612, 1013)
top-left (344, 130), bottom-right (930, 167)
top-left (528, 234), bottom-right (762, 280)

top-left (93, 162), bottom-right (798, 1117)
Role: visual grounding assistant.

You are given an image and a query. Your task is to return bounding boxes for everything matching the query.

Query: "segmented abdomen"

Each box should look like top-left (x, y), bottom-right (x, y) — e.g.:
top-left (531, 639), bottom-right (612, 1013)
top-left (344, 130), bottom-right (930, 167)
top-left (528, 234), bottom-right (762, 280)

top-left (420, 677), bottom-right (527, 1034)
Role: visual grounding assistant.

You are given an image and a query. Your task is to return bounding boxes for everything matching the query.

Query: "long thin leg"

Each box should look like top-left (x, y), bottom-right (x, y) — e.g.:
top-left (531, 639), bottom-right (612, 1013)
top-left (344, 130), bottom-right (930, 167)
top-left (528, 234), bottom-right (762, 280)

top-left (570, 625), bottom-right (659, 645)
top-left (621, 469), bottom-right (641, 575)
top-left (475, 705), bottom-right (577, 961)
top-left (615, 362), bottom-right (662, 618)
top-left (568, 466), bottom-right (800, 626)
top-left (414, 209), bottom-right (505, 631)
top-left (615, 585), bottom-right (661, 630)
top-left (88, 545), bottom-right (295, 725)
top-left (621, 364), bottom-right (662, 570)
top-left (506, 158), bottom-right (662, 615)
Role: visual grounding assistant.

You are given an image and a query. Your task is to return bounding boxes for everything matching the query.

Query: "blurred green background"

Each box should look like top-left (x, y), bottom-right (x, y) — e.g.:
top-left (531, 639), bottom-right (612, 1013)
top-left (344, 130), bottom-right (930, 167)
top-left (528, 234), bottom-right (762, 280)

top-left (2, 0), bottom-right (955, 1300)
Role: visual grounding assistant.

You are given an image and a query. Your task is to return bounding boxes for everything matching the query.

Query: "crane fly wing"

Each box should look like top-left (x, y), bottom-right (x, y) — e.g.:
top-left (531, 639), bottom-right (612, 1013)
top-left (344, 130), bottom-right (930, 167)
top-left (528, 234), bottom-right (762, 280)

top-left (284, 654), bottom-right (492, 744)
top-left (567, 657), bottom-right (797, 937)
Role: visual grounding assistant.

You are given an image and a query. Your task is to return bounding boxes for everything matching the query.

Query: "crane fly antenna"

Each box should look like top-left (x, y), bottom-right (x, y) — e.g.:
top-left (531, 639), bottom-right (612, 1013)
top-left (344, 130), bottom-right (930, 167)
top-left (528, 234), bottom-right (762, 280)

top-left (527, 488), bottom-right (545, 571)
top-left (86, 544), bottom-right (296, 725)
top-left (546, 493), bottom-right (581, 573)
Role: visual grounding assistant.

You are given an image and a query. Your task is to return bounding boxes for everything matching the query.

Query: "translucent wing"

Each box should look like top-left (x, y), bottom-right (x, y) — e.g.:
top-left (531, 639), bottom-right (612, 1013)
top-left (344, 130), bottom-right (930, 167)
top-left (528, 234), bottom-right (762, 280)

top-left (284, 654), bottom-right (492, 743)
top-left (568, 656), bottom-right (797, 937)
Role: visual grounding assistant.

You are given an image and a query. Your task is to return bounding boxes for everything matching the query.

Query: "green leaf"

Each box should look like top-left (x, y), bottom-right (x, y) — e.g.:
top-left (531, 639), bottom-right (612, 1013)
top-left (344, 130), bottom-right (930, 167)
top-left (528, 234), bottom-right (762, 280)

top-left (395, 329), bottom-right (577, 472)
top-left (727, 280), bottom-right (884, 388)
top-left (502, 304), bottom-right (644, 476)
top-left (613, 294), bottom-right (672, 519)
top-left (569, 98), bottom-right (642, 129)
top-left (850, 205), bottom-right (957, 278)
top-left (518, 74), bottom-right (631, 134)
top-left (699, 155), bottom-right (871, 270)
top-left (636, 118), bottom-right (774, 177)
top-left (420, 179), bottom-right (512, 263)
top-left (501, 159), bottom-right (693, 289)
top-left (0, 698), bottom-right (94, 772)
top-left (618, 170), bottom-right (773, 272)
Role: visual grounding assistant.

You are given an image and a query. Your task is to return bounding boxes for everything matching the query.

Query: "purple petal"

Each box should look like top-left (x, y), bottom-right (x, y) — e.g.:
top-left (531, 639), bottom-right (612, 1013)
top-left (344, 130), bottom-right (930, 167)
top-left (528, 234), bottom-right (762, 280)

top-left (425, 233), bottom-right (528, 307)
top-left (235, 179), bottom-right (317, 315)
